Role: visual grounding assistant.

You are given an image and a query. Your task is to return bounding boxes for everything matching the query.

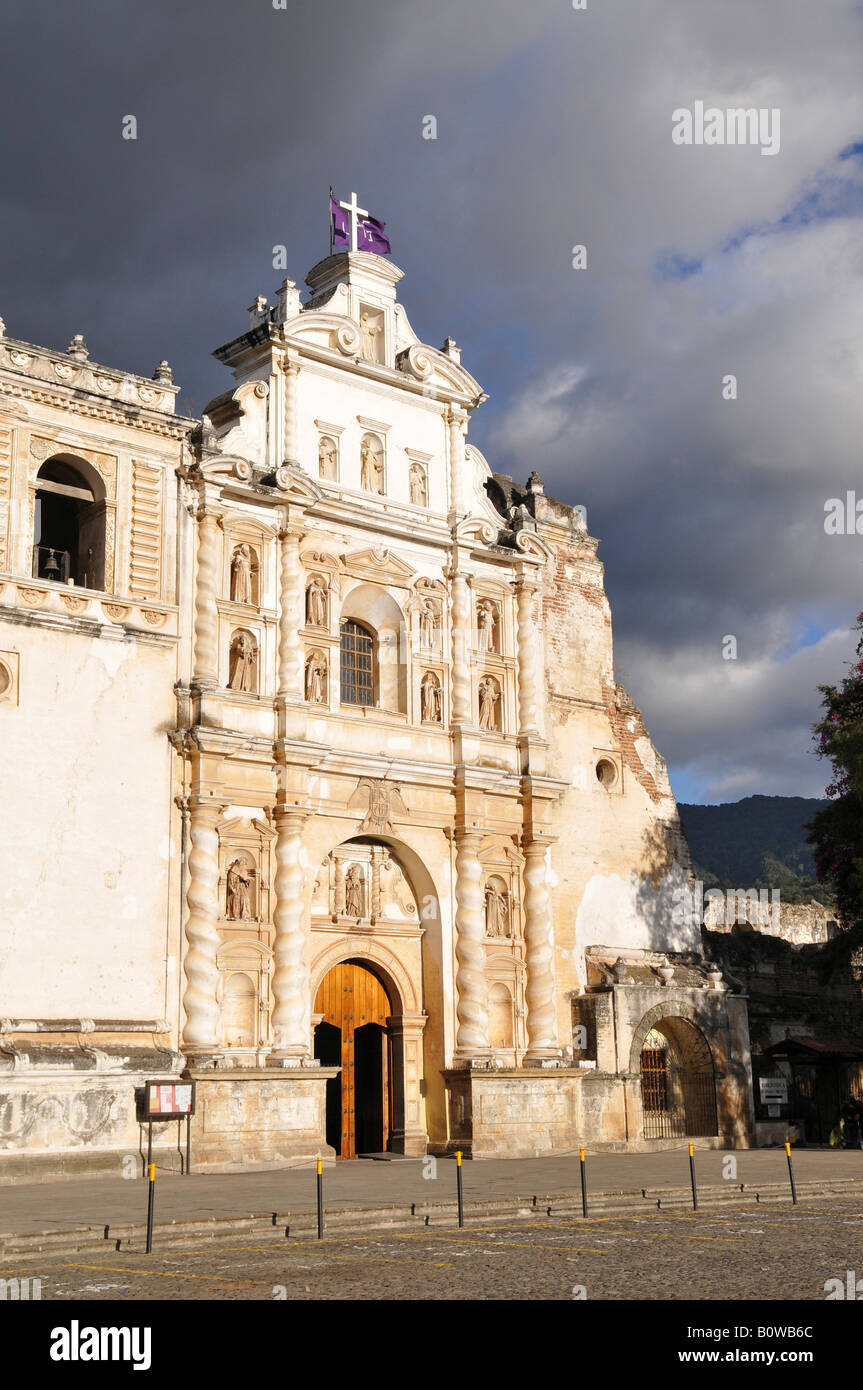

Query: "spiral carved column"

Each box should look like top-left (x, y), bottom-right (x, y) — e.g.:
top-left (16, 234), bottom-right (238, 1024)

top-left (269, 808), bottom-right (310, 1060)
top-left (182, 798), bottom-right (223, 1051)
top-left (454, 829), bottom-right (490, 1058)
top-left (450, 572), bottom-right (472, 724)
top-left (515, 579), bottom-right (539, 735)
top-left (283, 359), bottom-right (300, 464)
top-left (192, 510), bottom-right (220, 686)
top-left (447, 406), bottom-right (467, 515)
top-left (277, 528), bottom-right (302, 699)
top-left (523, 839), bottom-right (561, 1060)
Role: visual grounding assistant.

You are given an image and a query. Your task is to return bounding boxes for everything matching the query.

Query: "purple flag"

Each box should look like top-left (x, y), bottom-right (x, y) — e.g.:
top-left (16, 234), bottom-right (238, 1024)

top-left (330, 193), bottom-right (392, 255)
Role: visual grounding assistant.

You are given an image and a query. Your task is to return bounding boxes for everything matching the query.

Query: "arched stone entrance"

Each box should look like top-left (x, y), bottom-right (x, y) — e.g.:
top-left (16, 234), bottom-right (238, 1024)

top-left (632, 1010), bottom-right (718, 1140)
top-left (314, 959), bottom-right (395, 1158)
top-left (309, 832), bottom-right (435, 1157)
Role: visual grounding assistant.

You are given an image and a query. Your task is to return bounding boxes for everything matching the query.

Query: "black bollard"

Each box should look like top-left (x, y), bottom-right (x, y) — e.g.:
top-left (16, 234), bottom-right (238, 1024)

top-left (316, 1156), bottom-right (324, 1239)
top-left (145, 1163), bottom-right (156, 1254)
top-left (688, 1142), bottom-right (699, 1211)
top-left (785, 1141), bottom-right (798, 1205)
top-left (579, 1146), bottom-right (589, 1218)
top-left (456, 1150), bottom-right (464, 1228)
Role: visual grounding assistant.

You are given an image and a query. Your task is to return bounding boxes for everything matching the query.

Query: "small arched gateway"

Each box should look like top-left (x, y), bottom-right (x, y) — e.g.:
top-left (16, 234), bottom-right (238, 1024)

top-left (635, 1014), bottom-right (718, 1140)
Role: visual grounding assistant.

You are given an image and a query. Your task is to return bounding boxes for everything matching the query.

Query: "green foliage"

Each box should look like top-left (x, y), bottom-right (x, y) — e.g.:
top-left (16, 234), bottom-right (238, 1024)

top-left (808, 614), bottom-right (863, 927)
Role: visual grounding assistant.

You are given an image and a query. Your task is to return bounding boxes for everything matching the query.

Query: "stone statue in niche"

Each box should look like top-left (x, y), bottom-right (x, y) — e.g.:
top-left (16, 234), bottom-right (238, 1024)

top-left (305, 651), bottom-right (326, 704)
top-left (478, 676), bottom-right (499, 731)
top-left (421, 671), bottom-right (442, 724)
top-left (419, 600), bottom-right (437, 649)
top-left (228, 631), bottom-right (257, 692)
top-left (318, 436), bottom-right (337, 480)
top-left (360, 437), bottom-right (384, 494)
top-left (409, 463), bottom-right (427, 506)
top-left (305, 574), bottom-right (328, 627)
top-left (345, 864), bottom-right (365, 919)
top-left (230, 545), bottom-right (253, 604)
top-left (485, 881), bottom-right (509, 938)
top-left (477, 601), bottom-right (497, 654)
top-left (360, 312), bottom-right (382, 363)
top-left (226, 859), bottom-right (254, 920)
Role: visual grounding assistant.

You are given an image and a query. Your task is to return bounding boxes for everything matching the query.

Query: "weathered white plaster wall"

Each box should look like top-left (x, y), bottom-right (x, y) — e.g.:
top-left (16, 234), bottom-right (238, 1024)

top-left (1, 621), bottom-right (176, 1017)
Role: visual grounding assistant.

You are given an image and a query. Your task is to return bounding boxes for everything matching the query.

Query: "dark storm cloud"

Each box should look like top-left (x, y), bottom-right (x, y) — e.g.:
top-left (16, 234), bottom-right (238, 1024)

top-left (3, 0), bottom-right (862, 801)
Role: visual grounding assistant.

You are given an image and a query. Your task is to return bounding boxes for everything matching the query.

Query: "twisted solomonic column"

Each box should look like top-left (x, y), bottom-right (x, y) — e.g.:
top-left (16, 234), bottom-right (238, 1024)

top-left (447, 406), bottom-right (467, 515)
top-left (192, 510), bottom-right (221, 686)
top-left (454, 829), bottom-right (490, 1059)
top-left (515, 578), bottom-right (539, 735)
top-left (282, 358), bottom-right (300, 464)
top-left (269, 808), bottom-right (311, 1061)
top-left (450, 572), bottom-right (472, 725)
top-left (277, 528), bottom-right (303, 700)
top-left (523, 839), bottom-right (562, 1061)
top-left (182, 798), bottom-right (224, 1051)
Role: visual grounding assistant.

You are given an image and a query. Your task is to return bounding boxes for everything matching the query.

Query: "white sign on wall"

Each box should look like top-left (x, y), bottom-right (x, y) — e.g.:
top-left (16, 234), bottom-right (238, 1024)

top-left (759, 1077), bottom-right (789, 1105)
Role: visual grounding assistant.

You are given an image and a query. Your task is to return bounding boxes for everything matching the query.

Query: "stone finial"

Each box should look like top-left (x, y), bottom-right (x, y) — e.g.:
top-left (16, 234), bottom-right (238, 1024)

top-left (153, 359), bottom-right (173, 384)
top-left (0, 316), bottom-right (5, 338)
top-left (443, 336), bottom-right (461, 363)
top-left (67, 333), bottom-right (89, 361)
top-left (527, 470), bottom-right (544, 495)
top-left (248, 295), bottom-right (270, 328)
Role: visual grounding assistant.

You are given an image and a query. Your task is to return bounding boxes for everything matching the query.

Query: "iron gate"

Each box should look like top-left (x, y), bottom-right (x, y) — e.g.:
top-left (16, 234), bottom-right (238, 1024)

top-left (640, 1052), bottom-right (718, 1140)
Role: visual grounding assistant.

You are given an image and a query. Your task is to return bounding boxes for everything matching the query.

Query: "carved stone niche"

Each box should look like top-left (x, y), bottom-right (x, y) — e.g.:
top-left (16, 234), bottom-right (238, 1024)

top-left (228, 628), bottom-right (258, 694)
top-left (475, 598), bottom-right (500, 655)
top-left (477, 674), bottom-right (502, 733)
top-left (224, 851), bottom-right (257, 922)
top-left (479, 840), bottom-right (524, 943)
top-left (304, 573), bottom-right (329, 629)
top-left (312, 842), bottom-right (418, 927)
top-left (229, 542), bottom-right (260, 606)
top-left (217, 814), bottom-right (276, 931)
top-left (216, 940), bottom-right (273, 1057)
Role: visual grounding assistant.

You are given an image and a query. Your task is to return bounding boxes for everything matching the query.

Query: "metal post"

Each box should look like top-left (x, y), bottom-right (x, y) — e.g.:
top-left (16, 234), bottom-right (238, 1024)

top-left (785, 1141), bottom-right (798, 1205)
top-left (185, 1114), bottom-right (191, 1176)
top-left (145, 1163), bottom-right (156, 1254)
top-left (316, 1156), bottom-right (323, 1240)
top-left (456, 1150), bottom-right (464, 1228)
top-left (579, 1146), bottom-right (588, 1218)
top-left (146, 1120), bottom-right (152, 1174)
top-left (688, 1142), bottom-right (698, 1211)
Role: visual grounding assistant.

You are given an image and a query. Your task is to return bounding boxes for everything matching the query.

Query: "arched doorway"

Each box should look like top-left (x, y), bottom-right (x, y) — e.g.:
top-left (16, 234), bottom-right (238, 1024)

top-left (638, 1016), bottom-right (718, 1139)
top-left (314, 960), bottom-right (394, 1158)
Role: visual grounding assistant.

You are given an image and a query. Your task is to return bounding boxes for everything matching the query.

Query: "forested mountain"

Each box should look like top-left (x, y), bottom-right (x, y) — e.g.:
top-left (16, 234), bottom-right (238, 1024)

top-left (677, 795), bottom-right (834, 904)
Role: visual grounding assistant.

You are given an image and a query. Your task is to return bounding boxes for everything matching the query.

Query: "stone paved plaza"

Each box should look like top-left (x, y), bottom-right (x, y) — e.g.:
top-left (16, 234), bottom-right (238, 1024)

top-left (4, 1197), bottom-right (862, 1302)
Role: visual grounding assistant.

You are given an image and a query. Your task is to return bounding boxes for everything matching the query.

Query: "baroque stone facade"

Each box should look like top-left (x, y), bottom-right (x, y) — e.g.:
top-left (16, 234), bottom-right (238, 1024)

top-left (0, 249), bottom-right (755, 1176)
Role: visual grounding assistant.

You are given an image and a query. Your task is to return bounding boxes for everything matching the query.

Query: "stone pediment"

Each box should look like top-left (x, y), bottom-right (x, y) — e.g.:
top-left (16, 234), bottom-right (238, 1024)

top-left (342, 546), bottom-right (416, 585)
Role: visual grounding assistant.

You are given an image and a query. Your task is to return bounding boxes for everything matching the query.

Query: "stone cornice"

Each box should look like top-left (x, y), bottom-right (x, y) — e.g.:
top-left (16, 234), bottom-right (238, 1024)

top-left (0, 376), bottom-right (196, 441)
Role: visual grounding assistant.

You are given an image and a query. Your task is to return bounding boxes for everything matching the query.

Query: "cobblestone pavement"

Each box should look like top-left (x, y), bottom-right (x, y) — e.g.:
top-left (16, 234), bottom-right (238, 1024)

top-left (5, 1198), bottom-right (862, 1301)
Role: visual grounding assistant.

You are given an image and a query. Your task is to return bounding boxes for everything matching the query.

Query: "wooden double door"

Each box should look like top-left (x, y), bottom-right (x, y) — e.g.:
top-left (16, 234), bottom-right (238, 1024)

top-left (314, 961), bottom-right (393, 1158)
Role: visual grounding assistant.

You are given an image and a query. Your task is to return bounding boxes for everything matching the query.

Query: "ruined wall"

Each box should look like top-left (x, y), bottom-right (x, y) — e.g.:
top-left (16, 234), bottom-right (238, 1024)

top-left (541, 518), bottom-right (696, 1025)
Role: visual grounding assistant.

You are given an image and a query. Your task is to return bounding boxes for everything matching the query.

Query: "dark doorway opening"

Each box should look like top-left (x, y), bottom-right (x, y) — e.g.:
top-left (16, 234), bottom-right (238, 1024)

top-left (314, 1021), bottom-right (342, 1154)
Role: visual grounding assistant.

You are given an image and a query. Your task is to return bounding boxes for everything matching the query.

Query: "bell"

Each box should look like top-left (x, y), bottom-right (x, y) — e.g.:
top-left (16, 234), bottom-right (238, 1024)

top-left (44, 549), bottom-right (60, 580)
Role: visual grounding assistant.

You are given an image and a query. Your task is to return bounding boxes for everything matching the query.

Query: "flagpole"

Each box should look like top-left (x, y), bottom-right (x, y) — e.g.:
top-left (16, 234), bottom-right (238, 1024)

top-left (328, 185), bottom-right (334, 257)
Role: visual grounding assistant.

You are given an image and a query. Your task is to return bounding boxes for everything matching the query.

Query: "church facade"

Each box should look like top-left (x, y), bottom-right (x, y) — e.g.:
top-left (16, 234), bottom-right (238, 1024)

top-left (0, 246), bottom-right (755, 1177)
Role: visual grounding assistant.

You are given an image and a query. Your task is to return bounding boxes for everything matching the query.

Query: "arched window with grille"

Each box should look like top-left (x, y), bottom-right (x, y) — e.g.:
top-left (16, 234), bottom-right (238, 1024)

top-left (340, 619), bottom-right (375, 706)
